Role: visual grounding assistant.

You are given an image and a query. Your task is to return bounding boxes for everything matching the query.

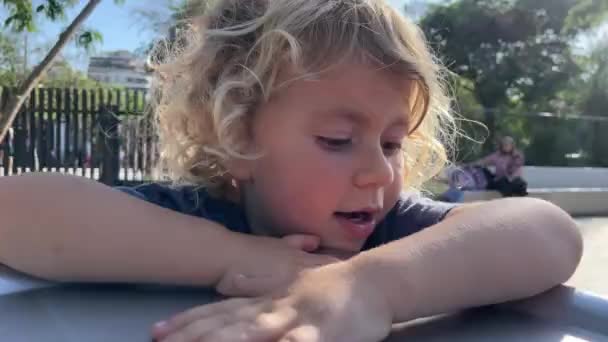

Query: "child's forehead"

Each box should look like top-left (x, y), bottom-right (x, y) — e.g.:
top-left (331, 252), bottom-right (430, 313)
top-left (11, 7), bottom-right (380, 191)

top-left (310, 106), bottom-right (411, 131)
top-left (277, 59), bottom-right (417, 95)
top-left (275, 62), bottom-right (417, 103)
top-left (262, 62), bottom-right (417, 128)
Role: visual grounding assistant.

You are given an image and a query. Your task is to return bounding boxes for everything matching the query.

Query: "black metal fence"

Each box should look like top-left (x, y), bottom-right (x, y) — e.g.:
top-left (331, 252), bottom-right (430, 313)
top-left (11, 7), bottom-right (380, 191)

top-left (3, 87), bottom-right (607, 185)
top-left (0, 87), bottom-right (158, 186)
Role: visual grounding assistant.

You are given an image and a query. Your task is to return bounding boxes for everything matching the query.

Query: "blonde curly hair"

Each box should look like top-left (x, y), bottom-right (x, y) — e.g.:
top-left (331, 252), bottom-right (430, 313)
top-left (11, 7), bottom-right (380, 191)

top-left (149, 0), bottom-right (455, 196)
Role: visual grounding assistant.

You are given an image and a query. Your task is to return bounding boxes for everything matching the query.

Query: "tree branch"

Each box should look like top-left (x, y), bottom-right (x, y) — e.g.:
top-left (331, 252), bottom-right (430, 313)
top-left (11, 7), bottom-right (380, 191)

top-left (0, 0), bottom-right (102, 142)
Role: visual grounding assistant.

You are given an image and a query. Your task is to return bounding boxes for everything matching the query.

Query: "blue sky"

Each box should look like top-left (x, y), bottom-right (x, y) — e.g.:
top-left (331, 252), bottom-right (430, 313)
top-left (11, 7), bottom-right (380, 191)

top-left (3, 0), bottom-right (603, 70)
top-left (6, 0), bottom-right (419, 69)
top-left (36, 0), bottom-right (414, 53)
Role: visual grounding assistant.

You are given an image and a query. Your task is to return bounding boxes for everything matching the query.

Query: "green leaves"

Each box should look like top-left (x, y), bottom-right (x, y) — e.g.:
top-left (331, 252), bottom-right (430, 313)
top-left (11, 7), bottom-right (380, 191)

top-left (3, 0), bottom-right (75, 32)
top-left (420, 0), bottom-right (603, 109)
top-left (565, 0), bottom-right (608, 34)
top-left (420, 0), bottom-right (608, 162)
top-left (3, 0), bottom-right (35, 32)
top-left (34, 0), bottom-right (67, 21)
top-left (76, 28), bottom-right (103, 52)
top-left (3, 0), bottom-right (126, 33)
top-left (2, 0), bottom-right (127, 54)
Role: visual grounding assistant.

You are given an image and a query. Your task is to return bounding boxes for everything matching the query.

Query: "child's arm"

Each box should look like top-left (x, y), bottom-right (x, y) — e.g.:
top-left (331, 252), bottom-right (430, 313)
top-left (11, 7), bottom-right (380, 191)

top-left (0, 173), bottom-right (334, 292)
top-left (471, 153), bottom-right (495, 167)
top-left (151, 198), bottom-right (583, 341)
top-left (352, 197), bottom-right (582, 322)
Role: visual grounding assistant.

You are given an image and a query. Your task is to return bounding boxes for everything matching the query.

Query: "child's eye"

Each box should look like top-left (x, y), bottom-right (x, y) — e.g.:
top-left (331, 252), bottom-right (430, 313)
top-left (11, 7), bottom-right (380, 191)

top-left (316, 136), bottom-right (352, 151)
top-left (382, 142), bottom-right (403, 156)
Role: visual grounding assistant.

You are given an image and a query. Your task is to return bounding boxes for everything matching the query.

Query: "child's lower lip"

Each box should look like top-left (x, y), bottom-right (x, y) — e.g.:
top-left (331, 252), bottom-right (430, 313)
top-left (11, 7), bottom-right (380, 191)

top-left (335, 215), bottom-right (376, 239)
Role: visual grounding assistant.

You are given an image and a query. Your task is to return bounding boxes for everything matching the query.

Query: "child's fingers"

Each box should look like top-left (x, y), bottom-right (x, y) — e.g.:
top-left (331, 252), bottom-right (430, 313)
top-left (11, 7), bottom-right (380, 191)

top-left (160, 303), bottom-right (297, 342)
top-left (299, 254), bottom-right (340, 267)
top-left (160, 313), bottom-right (233, 342)
top-left (152, 298), bottom-right (256, 339)
top-left (279, 324), bottom-right (321, 342)
top-left (200, 308), bottom-right (298, 341)
top-left (196, 321), bottom-right (276, 341)
top-left (282, 234), bottom-right (321, 252)
top-left (314, 247), bottom-right (357, 260)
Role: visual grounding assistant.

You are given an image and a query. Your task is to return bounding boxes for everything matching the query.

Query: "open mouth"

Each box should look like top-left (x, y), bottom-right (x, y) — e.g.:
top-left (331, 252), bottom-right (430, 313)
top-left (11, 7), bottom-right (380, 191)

top-left (334, 211), bottom-right (374, 224)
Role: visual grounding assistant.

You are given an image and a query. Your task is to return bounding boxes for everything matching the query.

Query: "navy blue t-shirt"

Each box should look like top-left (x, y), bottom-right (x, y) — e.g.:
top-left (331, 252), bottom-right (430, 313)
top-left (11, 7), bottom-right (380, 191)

top-left (117, 183), bottom-right (457, 250)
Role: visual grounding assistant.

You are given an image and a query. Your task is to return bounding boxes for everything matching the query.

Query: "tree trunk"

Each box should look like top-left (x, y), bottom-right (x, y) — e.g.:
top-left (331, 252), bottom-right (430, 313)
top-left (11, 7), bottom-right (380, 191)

top-left (0, 0), bottom-right (102, 143)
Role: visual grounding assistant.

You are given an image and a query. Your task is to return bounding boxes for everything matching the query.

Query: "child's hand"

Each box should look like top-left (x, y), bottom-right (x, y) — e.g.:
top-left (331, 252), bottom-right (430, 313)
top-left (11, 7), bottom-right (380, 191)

top-left (216, 234), bottom-right (340, 297)
top-left (153, 262), bottom-right (393, 342)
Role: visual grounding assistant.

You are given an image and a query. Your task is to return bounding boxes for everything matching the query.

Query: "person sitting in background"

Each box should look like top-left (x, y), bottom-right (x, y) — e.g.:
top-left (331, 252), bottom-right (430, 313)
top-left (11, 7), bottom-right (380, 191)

top-left (474, 136), bottom-right (528, 197)
top-left (438, 164), bottom-right (490, 203)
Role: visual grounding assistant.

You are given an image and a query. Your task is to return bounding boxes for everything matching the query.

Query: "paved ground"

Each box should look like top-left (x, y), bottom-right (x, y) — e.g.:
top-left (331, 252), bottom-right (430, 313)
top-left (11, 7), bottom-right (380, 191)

top-left (567, 217), bottom-right (608, 297)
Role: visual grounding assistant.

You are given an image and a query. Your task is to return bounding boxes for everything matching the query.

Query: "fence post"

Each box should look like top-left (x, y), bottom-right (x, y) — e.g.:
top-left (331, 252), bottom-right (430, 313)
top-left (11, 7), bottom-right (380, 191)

top-left (0, 89), bottom-right (8, 175)
top-left (98, 105), bottom-right (120, 185)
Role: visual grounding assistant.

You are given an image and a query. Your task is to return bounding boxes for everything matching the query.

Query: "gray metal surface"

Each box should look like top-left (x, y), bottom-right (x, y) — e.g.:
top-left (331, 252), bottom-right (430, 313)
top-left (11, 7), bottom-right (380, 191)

top-left (1, 266), bottom-right (607, 342)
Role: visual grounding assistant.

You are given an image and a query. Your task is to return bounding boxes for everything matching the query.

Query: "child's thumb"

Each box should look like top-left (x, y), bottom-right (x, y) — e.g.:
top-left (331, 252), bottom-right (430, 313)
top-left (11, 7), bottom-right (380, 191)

top-left (282, 234), bottom-right (321, 252)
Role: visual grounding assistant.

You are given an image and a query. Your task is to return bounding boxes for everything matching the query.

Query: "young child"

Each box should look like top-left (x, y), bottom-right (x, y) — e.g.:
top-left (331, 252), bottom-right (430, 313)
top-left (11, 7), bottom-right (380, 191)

top-left (0, 0), bottom-right (582, 341)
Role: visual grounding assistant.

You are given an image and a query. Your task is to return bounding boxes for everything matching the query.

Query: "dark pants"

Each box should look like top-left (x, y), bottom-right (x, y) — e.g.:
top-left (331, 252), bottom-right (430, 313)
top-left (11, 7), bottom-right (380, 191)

top-left (488, 177), bottom-right (528, 197)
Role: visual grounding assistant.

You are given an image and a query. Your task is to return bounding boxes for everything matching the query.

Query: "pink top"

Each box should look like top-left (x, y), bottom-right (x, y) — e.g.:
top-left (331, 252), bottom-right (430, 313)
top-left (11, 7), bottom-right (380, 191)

top-left (479, 150), bottom-right (525, 179)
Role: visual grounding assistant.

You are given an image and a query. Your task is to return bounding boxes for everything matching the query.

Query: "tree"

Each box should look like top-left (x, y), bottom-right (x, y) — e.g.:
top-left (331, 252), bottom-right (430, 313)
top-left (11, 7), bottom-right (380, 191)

top-left (43, 58), bottom-right (101, 89)
top-left (132, 0), bottom-right (208, 62)
top-left (0, 0), bottom-right (125, 142)
top-left (583, 36), bottom-right (608, 165)
top-left (0, 32), bottom-right (22, 87)
top-left (420, 0), bottom-right (607, 152)
top-left (564, 0), bottom-right (608, 33)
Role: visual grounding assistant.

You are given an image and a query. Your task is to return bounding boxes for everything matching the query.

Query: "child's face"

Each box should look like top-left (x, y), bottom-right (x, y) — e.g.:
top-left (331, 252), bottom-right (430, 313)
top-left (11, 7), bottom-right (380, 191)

top-left (234, 61), bottom-right (413, 252)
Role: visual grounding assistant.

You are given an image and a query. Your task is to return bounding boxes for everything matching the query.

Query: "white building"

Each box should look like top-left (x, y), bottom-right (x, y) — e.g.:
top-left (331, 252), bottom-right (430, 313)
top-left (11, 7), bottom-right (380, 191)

top-left (87, 50), bottom-right (151, 89)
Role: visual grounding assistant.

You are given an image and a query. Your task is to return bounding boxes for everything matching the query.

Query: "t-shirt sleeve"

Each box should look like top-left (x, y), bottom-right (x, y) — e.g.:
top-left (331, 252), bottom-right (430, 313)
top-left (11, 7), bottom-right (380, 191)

top-left (115, 183), bottom-right (203, 215)
top-left (393, 194), bottom-right (457, 232)
top-left (114, 183), bottom-right (250, 233)
top-left (363, 193), bottom-right (458, 249)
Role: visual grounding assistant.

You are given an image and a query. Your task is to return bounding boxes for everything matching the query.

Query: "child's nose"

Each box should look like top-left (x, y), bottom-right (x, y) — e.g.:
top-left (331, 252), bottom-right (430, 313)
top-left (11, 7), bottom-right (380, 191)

top-left (353, 147), bottom-right (394, 188)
